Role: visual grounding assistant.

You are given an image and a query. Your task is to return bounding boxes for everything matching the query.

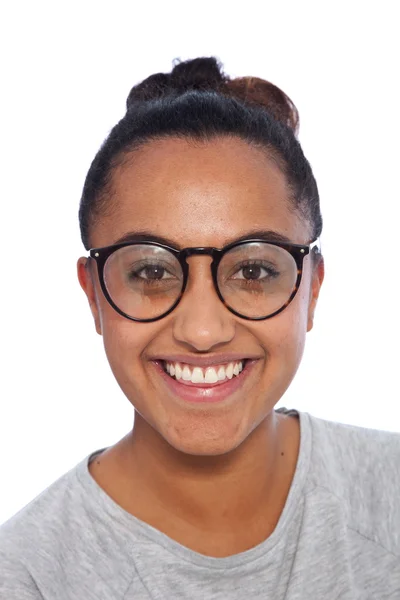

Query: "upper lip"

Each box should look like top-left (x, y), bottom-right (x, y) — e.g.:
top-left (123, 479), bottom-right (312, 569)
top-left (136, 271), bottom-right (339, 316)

top-left (153, 354), bottom-right (261, 367)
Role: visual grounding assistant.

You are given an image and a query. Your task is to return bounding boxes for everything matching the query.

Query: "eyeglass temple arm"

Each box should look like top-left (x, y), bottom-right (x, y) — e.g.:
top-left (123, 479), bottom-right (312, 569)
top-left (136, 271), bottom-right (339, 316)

top-left (310, 238), bottom-right (321, 255)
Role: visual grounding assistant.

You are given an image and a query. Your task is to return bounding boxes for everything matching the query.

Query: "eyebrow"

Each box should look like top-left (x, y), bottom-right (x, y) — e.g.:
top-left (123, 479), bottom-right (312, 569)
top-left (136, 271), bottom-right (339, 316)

top-left (113, 229), bottom-right (294, 249)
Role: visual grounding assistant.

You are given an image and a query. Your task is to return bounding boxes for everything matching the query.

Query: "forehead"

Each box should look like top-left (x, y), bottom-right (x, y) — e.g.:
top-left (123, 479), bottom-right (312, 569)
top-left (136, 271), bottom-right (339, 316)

top-left (92, 136), bottom-right (309, 248)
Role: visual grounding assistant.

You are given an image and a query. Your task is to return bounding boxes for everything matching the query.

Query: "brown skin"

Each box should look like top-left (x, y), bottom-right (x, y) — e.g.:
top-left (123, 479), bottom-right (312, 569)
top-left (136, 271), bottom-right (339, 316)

top-left (77, 136), bottom-right (324, 557)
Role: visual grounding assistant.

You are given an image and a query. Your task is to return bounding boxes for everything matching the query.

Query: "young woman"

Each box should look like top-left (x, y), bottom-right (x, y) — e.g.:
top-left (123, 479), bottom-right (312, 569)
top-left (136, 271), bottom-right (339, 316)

top-left (1, 57), bottom-right (399, 599)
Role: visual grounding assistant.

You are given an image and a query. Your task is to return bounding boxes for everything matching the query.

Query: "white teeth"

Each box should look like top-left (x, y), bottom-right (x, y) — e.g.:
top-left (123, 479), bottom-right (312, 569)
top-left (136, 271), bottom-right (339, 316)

top-left (182, 366), bottom-right (192, 381)
top-left (226, 363), bottom-right (234, 379)
top-left (175, 364), bottom-right (182, 380)
top-left (217, 366), bottom-right (226, 381)
top-left (191, 367), bottom-right (205, 384)
top-left (204, 368), bottom-right (219, 384)
top-left (164, 361), bottom-right (244, 384)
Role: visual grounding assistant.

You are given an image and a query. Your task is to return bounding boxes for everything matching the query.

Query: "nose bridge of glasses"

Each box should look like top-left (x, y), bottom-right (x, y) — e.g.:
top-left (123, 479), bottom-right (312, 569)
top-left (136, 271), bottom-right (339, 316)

top-left (181, 247), bottom-right (218, 260)
top-left (180, 247), bottom-right (220, 272)
top-left (180, 248), bottom-right (220, 295)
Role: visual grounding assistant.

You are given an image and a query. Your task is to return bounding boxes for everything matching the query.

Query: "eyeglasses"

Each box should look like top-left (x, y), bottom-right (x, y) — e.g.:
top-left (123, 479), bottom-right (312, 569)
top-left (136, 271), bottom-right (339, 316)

top-left (88, 238), bottom-right (321, 323)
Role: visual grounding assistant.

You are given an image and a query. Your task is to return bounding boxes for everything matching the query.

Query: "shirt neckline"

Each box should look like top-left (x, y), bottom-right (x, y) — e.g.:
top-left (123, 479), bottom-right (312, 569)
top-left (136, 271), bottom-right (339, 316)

top-left (75, 407), bottom-right (312, 569)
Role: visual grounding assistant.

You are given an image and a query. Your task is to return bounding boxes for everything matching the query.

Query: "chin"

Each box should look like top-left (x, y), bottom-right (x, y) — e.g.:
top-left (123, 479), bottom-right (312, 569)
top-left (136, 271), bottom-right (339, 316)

top-left (160, 417), bottom-right (254, 458)
top-left (169, 437), bottom-right (243, 457)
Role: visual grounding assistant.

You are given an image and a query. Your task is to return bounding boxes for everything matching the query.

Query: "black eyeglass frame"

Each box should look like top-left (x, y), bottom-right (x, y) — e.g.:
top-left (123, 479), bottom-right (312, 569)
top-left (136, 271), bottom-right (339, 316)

top-left (89, 238), bottom-right (321, 323)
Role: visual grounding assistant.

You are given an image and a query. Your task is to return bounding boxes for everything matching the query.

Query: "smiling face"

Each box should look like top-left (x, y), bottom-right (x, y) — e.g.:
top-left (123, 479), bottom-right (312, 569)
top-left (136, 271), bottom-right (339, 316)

top-left (78, 136), bottom-right (323, 457)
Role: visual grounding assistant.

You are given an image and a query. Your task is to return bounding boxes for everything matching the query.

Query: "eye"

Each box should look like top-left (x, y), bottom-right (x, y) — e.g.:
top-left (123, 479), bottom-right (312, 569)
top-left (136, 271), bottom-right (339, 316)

top-left (231, 261), bottom-right (279, 281)
top-left (131, 264), bottom-right (174, 281)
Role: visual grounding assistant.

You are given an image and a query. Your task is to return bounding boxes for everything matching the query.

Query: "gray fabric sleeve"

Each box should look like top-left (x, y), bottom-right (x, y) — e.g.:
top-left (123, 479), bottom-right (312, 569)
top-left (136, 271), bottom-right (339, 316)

top-left (0, 552), bottom-right (44, 600)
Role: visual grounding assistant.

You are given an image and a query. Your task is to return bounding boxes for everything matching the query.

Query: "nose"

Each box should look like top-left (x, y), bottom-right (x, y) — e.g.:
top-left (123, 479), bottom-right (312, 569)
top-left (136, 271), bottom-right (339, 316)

top-left (172, 258), bottom-right (235, 352)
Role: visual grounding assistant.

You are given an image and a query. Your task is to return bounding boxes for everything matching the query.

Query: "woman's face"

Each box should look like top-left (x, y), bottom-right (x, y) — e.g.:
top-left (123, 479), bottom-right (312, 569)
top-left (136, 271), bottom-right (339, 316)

top-left (78, 137), bottom-right (324, 456)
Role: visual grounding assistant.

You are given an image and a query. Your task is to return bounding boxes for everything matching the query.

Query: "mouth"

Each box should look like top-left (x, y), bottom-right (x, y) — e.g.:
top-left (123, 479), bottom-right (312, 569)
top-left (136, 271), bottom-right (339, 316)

top-left (161, 359), bottom-right (247, 386)
top-left (152, 357), bottom-right (257, 404)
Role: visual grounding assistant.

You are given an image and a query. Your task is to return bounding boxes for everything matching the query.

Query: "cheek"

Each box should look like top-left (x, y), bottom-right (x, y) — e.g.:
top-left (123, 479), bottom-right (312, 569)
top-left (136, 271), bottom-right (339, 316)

top-left (255, 275), bottom-right (311, 373)
top-left (98, 301), bottom-right (156, 386)
top-left (263, 312), bottom-right (306, 366)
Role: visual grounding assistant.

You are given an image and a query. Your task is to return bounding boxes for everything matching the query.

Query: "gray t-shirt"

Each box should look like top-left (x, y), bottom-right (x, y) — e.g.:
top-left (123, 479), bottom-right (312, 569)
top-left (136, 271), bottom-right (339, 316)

top-left (1, 407), bottom-right (400, 599)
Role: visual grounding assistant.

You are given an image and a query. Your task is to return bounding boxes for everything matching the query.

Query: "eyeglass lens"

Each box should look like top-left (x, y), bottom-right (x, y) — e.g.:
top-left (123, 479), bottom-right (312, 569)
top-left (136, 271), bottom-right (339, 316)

top-left (102, 243), bottom-right (298, 321)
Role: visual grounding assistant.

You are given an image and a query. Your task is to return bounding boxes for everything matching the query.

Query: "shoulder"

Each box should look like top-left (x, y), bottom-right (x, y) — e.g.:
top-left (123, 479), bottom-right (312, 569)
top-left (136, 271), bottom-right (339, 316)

top-left (0, 460), bottom-right (83, 559)
top-left (304, 411), bottom-right (400, 556)
top-left (0, 549), bottom-right (44, 599)
top-left (0, 451), bottom-right (139, 598)
top-left (0, 463), bottom-right (82, 598)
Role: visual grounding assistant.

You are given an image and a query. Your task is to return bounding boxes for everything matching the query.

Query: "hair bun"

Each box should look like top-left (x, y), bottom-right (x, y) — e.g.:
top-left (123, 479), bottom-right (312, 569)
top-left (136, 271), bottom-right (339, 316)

top-left (170, 57), bottom-right (226, 91)
top-left (126, 57), bottom-right (225, 109)
top-left (126, 57), bottom-right (299, 135)
top-left (126, 72), bottom-right (172, 106)
top-left (226, 77), bottom-right (299, 135)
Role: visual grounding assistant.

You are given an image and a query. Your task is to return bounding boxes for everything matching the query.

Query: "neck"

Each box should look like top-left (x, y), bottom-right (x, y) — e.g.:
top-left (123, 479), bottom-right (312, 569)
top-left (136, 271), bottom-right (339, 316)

top-left (91, 409), bottom-right (300, 550)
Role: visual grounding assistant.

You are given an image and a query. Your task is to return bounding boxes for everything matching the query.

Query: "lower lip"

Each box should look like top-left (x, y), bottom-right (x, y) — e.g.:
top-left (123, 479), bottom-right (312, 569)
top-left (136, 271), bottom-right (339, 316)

top-left (153, 360), bottom-right (257, 404)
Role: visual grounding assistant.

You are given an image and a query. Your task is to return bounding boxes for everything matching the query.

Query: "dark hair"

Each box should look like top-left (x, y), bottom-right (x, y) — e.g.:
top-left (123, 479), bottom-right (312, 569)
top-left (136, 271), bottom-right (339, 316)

top-left (79, 57), bottom-right (322, 250)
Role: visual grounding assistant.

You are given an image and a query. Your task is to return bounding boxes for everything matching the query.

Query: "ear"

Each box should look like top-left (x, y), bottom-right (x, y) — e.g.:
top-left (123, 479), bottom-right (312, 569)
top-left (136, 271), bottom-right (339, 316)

top-left (77, 258), bottom-right (102, 335)
top-left (307, 256), bottom-right (325, 332)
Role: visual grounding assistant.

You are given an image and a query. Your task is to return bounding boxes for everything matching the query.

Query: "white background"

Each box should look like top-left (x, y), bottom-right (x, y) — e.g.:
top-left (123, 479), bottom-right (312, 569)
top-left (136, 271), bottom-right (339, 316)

top-left (1, 1), bottom-right (399, 525)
